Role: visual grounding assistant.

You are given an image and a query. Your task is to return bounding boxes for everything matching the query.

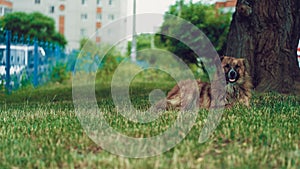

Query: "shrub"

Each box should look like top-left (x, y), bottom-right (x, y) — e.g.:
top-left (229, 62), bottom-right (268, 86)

top-left (51, 63), bottom-right (69, 83)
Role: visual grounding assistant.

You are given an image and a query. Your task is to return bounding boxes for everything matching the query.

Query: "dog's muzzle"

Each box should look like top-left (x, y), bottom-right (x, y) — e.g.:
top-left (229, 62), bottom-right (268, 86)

top-left (227, 68), bottom-right (238, 83)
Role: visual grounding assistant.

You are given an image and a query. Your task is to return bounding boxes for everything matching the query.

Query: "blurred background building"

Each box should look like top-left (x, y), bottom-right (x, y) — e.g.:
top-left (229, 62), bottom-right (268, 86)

top-left (0, 0), bottom-right (12, 17)
top-left (215, 0), bottom-right (237, 14)
top-left (13, 0), bottom-right (128, 52)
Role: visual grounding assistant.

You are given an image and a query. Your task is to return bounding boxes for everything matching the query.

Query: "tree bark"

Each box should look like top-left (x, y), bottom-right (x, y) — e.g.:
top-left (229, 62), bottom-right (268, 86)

top-left (226, 0), bottom-right (300, 94)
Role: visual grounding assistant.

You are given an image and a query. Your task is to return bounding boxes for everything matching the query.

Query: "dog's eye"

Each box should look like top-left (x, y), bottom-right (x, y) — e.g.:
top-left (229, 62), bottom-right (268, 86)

top-left (224, 64), bottom-right (230, 68)
top-left (235, 65), bottom-right (240, 69)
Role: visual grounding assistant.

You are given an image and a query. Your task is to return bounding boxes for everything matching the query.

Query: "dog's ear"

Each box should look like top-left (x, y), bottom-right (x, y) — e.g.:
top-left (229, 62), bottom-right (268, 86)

top-left (242, 58), bottom-right (250, 71)
top-left (220, 56), bottom-right (225, 62)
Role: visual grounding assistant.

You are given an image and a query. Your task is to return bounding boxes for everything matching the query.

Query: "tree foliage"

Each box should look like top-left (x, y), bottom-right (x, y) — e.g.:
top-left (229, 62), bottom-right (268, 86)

top-left (0, 12), bottom-right (67, 47)
top-left (156, 1), bottom-right (232, 65)
top-left (127, 34), bottom-right (152, 58)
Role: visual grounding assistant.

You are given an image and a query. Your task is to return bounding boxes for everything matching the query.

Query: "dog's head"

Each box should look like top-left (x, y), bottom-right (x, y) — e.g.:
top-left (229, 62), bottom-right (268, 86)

top-left (220, 56), bottom-right (248, 84)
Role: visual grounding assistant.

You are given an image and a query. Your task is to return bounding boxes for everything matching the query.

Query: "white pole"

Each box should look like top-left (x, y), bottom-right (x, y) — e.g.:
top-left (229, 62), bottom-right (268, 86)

top-left (131, 0), bottom-right (137, 62)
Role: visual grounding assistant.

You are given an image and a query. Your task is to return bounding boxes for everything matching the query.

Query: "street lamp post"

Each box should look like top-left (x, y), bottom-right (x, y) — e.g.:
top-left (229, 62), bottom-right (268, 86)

top-left (177, 0), bottom-right (182, 17)
top-left (130, 0), bottom-right (137, 62)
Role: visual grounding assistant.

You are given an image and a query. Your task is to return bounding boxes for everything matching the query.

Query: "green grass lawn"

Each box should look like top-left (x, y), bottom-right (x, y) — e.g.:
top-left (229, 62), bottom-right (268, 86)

top-left (0, 81), bottom-right (299, 169)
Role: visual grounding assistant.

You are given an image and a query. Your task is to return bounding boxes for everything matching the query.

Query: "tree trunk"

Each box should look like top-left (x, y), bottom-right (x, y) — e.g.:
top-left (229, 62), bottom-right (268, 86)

top-left (226, 0), bottom-right (300, 94)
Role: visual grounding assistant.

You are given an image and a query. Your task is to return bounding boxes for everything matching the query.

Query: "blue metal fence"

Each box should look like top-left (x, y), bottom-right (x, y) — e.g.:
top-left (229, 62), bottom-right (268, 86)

top-left (0, 30), bottom-right (66, 94)
top-left (5, 30), bottom-right (11, 93)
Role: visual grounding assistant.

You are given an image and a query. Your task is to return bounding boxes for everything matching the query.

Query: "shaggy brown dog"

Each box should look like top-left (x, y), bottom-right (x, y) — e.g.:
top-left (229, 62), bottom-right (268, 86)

top-left (155, 56), bottom-right (252, 110)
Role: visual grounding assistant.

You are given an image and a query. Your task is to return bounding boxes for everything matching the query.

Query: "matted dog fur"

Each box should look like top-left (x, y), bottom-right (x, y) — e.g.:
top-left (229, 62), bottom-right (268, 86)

top-left (155, 56), bottom-right (252, 110)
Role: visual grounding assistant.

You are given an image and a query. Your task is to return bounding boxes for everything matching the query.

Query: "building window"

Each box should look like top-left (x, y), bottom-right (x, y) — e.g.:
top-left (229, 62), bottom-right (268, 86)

top-left (97, 7), bottom-right (102, 13)
top-left (97, 0), bottom-right (101, 6)
top-left (49, 6), bottom-right (55, 13)
top-left (35, 0), bottom-right (41, 4)
top-left (0, 7), bottom-right (3, 16)
top-left (2, 7), bottom-right (12, 16)
top-left (80, 28), bottom-right (87, 37)
top-left (96, 36), bottom-right (101, 43)
top-left (108, 14), bottom-right (114, 20)
top-left (5, 8), bottom-right (12, 14)
top-left (59, 4), bottom-right (65, 11)
top-left (96, 14), bottom-right (102, 21)
top-left (81, 13), bottom-right (88, 20)
top-left (109, 0), bottom-right (113, 5)
top-left (96, 22), bottom-right (102, 29)
top-left (59, 15), bottom-right (65, 34)
top-left (81, 0), bottom-right (87, 5)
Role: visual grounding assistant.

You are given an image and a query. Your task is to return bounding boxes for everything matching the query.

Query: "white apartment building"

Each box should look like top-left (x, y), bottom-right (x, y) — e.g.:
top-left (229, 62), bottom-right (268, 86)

top-left (13, 0), bottom-right (128, 51)
top-left (0, 0), bottom-right (12, 16)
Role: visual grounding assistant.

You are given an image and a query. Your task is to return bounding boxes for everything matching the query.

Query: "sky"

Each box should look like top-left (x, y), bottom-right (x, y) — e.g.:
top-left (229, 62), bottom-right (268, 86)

top-left (127, 0), bottom-right (218, 28)
top-left (127, 0), bottom-right (218, 15)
